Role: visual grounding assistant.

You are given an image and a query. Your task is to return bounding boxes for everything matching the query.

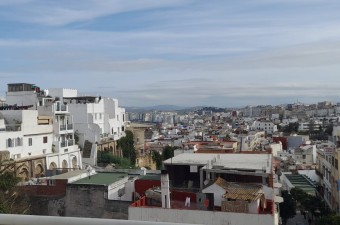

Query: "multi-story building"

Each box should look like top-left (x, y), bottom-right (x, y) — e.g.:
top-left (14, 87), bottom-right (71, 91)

top-left (57, 91), bottom-right (126, 166)
top-left (1, 83), bottom-right (82, 180)
top-left (0, 110), bottom-right (53, 180)
top-left (252, 119), bottom-right (277, 134)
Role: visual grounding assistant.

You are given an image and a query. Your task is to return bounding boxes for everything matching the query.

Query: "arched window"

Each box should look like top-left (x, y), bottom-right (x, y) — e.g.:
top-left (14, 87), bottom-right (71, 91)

top-left (16, 137), bottom-right (21, 146)
top-left (7, 138), bottom-right (12, 148)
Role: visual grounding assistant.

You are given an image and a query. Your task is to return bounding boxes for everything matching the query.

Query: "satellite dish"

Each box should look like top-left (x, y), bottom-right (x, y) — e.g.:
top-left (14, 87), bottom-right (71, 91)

top-left (44, 89), bottom-right (49, 96)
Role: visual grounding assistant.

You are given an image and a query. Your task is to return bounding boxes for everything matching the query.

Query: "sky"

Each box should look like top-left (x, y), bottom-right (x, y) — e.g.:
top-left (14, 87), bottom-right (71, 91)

top-left (1, 0), bottom-right (340, 107)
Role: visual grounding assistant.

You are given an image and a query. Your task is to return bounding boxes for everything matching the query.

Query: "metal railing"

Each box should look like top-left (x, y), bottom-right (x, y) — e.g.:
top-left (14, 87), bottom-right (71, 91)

top-left (56, 104), bottom-right (67, 112)
top-left (60, 125), bottom-right (66, 131)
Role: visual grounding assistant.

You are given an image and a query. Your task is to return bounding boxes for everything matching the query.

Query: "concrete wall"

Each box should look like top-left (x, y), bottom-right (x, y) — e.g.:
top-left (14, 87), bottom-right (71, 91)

top-left (64, 184), bottom-right (107, 218)
top-left (31, 196), bottom-right (130, 219)
top-left (129, 207), bottom-right (277, 225)
top-left (202, 184), bottom-right (224, 207)
top-left (6, 91), bottom-right (38, 106)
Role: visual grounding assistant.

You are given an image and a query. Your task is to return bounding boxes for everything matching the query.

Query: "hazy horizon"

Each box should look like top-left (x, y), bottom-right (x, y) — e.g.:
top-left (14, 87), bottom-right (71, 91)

top-left (1, 1), bottom-right (340, 107)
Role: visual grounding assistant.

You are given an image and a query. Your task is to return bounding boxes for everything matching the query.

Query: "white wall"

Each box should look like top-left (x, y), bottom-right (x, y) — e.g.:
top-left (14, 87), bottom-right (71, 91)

top-left (129, 207), bottom-right (277, 225)
top-left (48, 88), bottom-right (78, 99)
top-left (107, 177), bottom-right (135, 201)
top-left (6, 91), bottom-right (38, 106)
top-left (1, 110), bottom-right (53, 159)
top-left (270, 143), bottom-right (282, 157)
top-left (248, 199), bottom-right (260, 214)
top-left (202, 184), bottom-right (225, 207)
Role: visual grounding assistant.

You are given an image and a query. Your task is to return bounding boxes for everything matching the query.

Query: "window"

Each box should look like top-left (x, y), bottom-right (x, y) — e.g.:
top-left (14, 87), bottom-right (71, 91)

top-left (48, 179), bottom-right (56, 186)
top-left (7, 138), bottom-right (13, 148)
top-left (43, 136), bottom-right (48, 143)
top-left (28, 138), bottom-right (32, 146)
top-left (16, 137), bottom-right (22, 146)
top-left (336, 159), bottom-right (338, 170)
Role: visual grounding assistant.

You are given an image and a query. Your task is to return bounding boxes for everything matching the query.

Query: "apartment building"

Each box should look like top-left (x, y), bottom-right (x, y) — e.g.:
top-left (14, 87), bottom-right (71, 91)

top-left (49, 88), bottom-right (126, 166)
top-left (1, 83), bottom-right (82, 180)
top-left (252, 119), bottom-right (277, 134)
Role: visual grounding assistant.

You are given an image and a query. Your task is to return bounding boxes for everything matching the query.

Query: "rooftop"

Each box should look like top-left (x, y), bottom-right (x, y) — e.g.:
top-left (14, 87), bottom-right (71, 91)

top-left (71, 172), bottom-right (128, 185)
top-left (138, 174), bottom-right (161, 181)
top-left (49, 169), bottom-right (89, 180)
top-left (285, 174), bottom-right (316, 195)
top-left (163, 153), bottom-right (272, 173)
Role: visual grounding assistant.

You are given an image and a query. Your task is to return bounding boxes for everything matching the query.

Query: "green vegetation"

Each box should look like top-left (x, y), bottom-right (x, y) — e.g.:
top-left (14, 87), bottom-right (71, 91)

top-left (319, 214), bottom-right (340, 225)
top-left (162, 146), bottom-right (177, 160)
top-left (279, 190), bottom-right (296, 225)
top-left (290, 188), bottom-right (330, 222)
top-left (0, 165), bottom-right (30, 214)
top-left (117, 130), bottom-right (136, 165)
top-left (97, 151), bottom-right (134, 169)
top-left (152, 146), bottom-right (178, 170)
top-left (152, 151), bottom-right (162, 170)
top-left (281, 122), bottom-right (299, 134)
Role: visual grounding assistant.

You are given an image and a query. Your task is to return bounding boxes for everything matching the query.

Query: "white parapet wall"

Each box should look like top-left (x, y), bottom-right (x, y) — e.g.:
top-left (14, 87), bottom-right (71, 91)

top-left (0, 214), bottom-right (200, 225)
top-left (129, 207), bottom-right (278, 225)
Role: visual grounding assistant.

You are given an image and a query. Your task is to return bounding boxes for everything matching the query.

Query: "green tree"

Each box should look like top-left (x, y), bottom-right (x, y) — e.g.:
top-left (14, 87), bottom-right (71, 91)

top-left (117, 130), bottom-right (136, 165)
top-left (319, 214), bottom-right (340, 225)
top-left (97, 151), bottom-right (134, 169)
top-left (279, 190), bottom-right (296, 225)
top-left (152, 151), bottom-right (162, 170)
top-left (162, 146), bottom-right (175, 161)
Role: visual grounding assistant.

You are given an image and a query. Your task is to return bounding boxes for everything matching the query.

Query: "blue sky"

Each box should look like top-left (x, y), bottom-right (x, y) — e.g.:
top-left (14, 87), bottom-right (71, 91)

top-left (1, 0), bottom-right (340, 107)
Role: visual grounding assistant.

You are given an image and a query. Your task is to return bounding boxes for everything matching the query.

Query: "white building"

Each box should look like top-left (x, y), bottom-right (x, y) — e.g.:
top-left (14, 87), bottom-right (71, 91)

top-left (298, 120), bottom-right (322, 132)
top-left (2, 83), bottom-right (83, 179)
top-left (53, 92), bottom-right (126, 166)
top-left (252, 120), bottom-right (277, 134)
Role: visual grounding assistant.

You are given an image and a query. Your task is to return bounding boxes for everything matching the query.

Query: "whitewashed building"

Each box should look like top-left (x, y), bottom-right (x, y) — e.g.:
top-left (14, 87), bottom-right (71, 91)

top-left (49, 89), bottom-right (126, 166)
top-left (252, 119), bottom-right (277, 134)
top-left (2, 83), bottom-right (82, 176)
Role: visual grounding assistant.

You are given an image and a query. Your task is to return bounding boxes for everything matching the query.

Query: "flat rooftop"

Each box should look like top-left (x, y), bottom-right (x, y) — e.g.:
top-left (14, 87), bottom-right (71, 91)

top-left (49, 169), bottom-right (89, 180)
top-left (71, 172), bottom-right (128, 185)
top-left (163, 153), bottom-right (272, 173)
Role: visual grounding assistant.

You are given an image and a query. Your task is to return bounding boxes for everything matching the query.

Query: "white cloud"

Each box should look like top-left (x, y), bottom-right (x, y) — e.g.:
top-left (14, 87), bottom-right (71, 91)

top-left (1, 0), bottom-right (191, 26)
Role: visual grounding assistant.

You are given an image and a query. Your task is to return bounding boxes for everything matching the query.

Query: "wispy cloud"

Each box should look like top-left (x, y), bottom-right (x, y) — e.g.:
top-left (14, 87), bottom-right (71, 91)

top-left (1, 1), bottom-right (340, 106)
top-left (0, 0), bottom-right (191, 26)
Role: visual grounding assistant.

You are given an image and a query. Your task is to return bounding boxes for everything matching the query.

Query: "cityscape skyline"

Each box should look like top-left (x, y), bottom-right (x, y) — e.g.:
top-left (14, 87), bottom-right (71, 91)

top-left (1, 1), bottom-right (340, 107)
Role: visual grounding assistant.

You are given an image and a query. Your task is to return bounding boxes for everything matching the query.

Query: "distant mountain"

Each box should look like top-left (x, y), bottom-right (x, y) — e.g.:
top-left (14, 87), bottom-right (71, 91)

top-left (124, 105), bottom-right (189, 112)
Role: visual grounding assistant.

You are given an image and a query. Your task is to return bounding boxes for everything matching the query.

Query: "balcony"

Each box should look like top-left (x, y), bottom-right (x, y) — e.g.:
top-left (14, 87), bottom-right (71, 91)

top-left (53, 139), bottom-right (76, 153)
top-left (67, 124), bottom-right (73, 130)
top-left (54, 102), bottom-right (68, 113)
top-left (60, 125), bottom-right (66, 131)
top-left (58, 124), bottom-right (73, 133)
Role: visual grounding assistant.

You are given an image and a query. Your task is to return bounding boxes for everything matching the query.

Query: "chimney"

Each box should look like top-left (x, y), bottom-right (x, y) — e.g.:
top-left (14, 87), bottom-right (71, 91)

top-left (161, 170), bottom-right (171, 209)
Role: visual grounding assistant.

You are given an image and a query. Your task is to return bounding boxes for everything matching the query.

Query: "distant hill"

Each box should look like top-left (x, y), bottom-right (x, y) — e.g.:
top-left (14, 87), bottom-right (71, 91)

top-left (125, 105), bottom-right (189, 112)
